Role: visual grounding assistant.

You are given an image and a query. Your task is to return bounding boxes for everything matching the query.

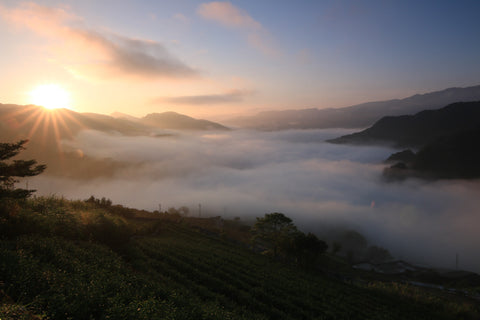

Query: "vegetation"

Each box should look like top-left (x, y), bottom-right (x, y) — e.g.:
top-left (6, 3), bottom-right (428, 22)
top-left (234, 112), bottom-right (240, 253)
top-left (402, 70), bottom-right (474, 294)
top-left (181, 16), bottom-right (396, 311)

top-left (0, 143), bottom-right (478, 319)
top-left (0, 196), bottom-right (479, 319)
top-left (251, 213), bottom-right (328, 268)
top-left (251, 212), bottom-right (298, 258)
top-left (0, 140), bottom-right (46, 202)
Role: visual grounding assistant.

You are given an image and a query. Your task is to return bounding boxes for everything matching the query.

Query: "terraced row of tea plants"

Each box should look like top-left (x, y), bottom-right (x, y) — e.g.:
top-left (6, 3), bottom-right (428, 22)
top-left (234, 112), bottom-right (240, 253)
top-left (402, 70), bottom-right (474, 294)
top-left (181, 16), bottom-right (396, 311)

top-left (0, 197), bottom-right (478, 319)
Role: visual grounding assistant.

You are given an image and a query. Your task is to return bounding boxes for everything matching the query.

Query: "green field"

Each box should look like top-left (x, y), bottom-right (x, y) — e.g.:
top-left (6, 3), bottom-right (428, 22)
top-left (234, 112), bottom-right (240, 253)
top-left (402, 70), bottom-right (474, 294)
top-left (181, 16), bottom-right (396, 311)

top-left (0, 197), bottom-right (478, 319)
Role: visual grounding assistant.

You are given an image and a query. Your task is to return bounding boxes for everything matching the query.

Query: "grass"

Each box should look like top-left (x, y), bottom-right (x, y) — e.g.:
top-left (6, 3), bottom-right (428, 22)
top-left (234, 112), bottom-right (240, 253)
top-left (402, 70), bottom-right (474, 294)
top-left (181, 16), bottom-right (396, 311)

top-left (0, 196), bottom-right (478, 319)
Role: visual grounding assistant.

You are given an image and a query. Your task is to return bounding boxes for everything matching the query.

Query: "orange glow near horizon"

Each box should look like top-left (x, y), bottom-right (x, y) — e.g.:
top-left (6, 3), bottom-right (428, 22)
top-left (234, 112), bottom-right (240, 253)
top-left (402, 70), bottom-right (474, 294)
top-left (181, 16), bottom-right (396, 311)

top-left (3, 104), bottom-right (85, 156)
top-left (28, 84), bottom-right (72, 110)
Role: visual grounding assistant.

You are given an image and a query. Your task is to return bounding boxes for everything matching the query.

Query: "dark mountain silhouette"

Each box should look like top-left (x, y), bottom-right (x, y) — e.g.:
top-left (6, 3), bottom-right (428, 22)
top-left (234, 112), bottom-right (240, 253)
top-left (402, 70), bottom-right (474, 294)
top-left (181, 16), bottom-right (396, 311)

top-left (327, 101), bottom-right (480, 147)
top-left (140, 111), bottom-right (229, 131)
top-left (324, 101), bottom-right (480, 180)
top-left (0, 103), bottom-right (228, 179)
top-left (383, 128), bottom-right (480, 180)
top-left (0, 104), bottom-right (229, 142)
top-left (385, 149), bottom-right (416, 163)
top-left (227, 85), bottom-right (480, 130)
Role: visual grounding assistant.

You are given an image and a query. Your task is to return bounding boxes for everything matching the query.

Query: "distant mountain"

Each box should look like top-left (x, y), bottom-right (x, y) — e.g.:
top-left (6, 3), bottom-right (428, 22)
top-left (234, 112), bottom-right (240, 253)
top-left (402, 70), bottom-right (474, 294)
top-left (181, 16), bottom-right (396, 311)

top-left (140, 112), bottom-right (229, 131)
top-left (327, 101), bottom-right (480, 147)
top-left (0, 104), bottom-right (229, 142)
top-left (0, 103), bottom-right (228, 179)
top-left (385, 149), bottom-right (416, 163)
top-left (110, 111), bottom-right (140, 122)
top-left (0, 104), bottom-right (150, 141)
top-left (383, 128), bottom-right (480, 180)
top-left (227, 85), bottom-right (480, 130)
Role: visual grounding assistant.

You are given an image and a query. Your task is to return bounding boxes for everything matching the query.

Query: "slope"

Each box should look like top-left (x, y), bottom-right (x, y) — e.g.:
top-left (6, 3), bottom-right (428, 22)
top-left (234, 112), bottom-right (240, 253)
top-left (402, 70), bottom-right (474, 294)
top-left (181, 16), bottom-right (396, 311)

top-left (141, 111), bottom-right (229, 131)
top-left (228, 85), bottom-right (480, 130)
top-left (1, 197), bottom-right (478, 319)
top-left (327, 101), bottom-right (480, 147)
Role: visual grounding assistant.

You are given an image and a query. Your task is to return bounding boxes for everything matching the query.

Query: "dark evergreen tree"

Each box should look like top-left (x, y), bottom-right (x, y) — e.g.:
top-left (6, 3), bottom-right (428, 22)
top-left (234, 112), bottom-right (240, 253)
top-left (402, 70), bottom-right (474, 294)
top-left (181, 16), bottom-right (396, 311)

top-left (0, 140), bottom-right (46, 200)
top-left (251, 212), bottom-right (297, 257)
top-left (289, 232), bottom-right (328, 267)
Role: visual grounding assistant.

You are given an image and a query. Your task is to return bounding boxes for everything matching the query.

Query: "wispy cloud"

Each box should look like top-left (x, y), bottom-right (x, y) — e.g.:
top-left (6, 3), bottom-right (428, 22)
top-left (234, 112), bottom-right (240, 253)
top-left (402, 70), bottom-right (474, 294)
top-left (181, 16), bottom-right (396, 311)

top-left (197, 1), bottom-right (278, 56)
top-left (197, 1), bottom-right (261, 30)
top-left (154, 89), bottom-right (252, 105)
top-left (0, 2), bottom-right (198, 80)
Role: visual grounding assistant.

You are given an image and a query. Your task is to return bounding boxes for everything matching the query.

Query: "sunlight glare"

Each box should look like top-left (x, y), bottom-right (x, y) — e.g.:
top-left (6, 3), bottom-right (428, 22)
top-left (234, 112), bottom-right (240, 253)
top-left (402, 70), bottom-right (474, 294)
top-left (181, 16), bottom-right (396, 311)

top-left (29, 84), bottom-right (71, 110)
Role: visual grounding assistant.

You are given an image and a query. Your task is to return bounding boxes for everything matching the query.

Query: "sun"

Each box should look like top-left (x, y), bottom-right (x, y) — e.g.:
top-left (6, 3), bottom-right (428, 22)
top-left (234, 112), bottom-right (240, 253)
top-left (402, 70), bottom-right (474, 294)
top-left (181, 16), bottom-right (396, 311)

top-left (29, 84), bottom-right (72, 110)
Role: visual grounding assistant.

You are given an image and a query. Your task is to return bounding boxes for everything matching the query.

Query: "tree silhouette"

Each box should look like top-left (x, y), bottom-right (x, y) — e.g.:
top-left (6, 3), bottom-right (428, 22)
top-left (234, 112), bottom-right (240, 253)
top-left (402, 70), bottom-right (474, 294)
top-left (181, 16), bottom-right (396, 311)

top-left (251, 212), bottom-right (297, 257)
top-left (289, 232), bottom-right (328, 267)
top-left (0, 140), bottom-right (46, 200)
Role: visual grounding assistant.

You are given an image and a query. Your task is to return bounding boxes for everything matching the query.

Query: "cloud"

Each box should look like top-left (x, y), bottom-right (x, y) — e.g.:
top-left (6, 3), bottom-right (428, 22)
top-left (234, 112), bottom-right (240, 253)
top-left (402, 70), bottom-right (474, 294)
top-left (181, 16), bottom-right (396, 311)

top-left (0, 2), bottom-right (197, 80)
top-left (197, 1), bottom-right (262, 30)
top-left (154, 89), bottom-right (252, 105)
top-left (29, 128), bottom-right (480, 272)
top-left (197, 2), bottom-right (278, 56)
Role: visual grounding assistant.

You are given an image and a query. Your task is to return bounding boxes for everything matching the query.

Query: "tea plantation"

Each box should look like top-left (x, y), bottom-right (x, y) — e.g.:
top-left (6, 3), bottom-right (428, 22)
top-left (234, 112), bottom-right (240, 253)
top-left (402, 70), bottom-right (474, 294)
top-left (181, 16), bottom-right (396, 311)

top-left (0, 197), bottom-right (478, 319)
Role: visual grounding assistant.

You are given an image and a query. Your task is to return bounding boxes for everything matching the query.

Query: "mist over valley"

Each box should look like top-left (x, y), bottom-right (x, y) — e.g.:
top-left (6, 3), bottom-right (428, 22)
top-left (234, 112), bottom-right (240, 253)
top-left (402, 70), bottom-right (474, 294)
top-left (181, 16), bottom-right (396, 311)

top-left (3, 2), bottom-right (480, 317)
top-left (26, 126), bottom-right (480, 273)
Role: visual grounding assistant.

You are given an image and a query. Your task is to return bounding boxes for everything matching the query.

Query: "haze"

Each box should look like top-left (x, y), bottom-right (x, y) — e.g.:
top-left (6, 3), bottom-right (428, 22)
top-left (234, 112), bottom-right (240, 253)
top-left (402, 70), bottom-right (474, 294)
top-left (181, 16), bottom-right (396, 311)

top-left (2, 1), bottom-right (480, 273)
top-left (28, 129), bottom-right (480, 272)
top-left (1, 1), bottom-right (480, 118)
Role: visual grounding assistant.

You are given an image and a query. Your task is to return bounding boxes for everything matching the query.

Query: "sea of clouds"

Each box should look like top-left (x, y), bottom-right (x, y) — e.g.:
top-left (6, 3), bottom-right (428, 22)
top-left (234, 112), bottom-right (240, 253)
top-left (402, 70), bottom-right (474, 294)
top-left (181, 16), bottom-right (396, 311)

top-left (30, 128), bottom-right (480, 272)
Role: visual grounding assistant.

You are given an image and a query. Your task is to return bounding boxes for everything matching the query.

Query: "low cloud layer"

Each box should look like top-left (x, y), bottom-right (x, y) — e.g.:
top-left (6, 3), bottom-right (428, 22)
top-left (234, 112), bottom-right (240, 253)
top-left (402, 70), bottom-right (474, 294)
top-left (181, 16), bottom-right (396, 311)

top-left (0, 2), bottom-right (197, 80)
top-left (30, 129), bottom-right (480, 273)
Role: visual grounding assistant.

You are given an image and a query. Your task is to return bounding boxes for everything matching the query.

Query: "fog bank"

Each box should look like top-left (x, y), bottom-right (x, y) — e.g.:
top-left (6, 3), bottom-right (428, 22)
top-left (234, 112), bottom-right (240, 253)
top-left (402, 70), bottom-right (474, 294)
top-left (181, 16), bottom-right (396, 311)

top-left (30, 129), bottom-right (480, 272)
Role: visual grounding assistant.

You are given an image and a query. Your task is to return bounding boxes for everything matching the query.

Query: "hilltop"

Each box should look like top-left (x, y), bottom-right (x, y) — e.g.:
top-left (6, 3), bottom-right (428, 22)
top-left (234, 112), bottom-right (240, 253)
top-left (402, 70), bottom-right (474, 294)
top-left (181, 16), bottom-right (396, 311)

top-left (327, 101), bottom-right (480, 147)
top-left (0, 104), bottom-right (229, 179)
top-left (328, 101), bottom-right (480, 179)
top-left (141, 111), bottom-right (229, 131)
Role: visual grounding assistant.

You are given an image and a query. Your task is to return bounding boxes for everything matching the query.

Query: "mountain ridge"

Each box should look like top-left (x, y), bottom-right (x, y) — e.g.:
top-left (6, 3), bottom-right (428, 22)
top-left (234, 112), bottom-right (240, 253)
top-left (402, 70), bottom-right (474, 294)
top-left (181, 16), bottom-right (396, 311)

top-left (141, 111), bottom-right (229, 131)
top-left (227, 85), bottom-right (480, 130)
top-left (327, 101), bottom-right (480, 147)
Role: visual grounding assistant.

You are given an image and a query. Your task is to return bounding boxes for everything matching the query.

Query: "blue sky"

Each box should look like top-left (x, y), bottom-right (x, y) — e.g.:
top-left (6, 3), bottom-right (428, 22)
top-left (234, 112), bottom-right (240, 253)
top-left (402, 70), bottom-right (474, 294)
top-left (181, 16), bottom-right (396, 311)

top-left (0, 0), bottom-right (479, 117)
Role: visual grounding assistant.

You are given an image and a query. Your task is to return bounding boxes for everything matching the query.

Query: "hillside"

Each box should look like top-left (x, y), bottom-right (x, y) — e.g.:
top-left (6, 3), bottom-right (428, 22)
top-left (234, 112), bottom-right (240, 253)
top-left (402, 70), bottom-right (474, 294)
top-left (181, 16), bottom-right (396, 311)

top-left (227, 85), bottom-right (480, 130)
top-left (0, 104), bottom-right (229, 140)
top-left (384, 128), bottom-right (480, 180)
top-left (0, 104), bottom-right (229, 179)
top-left (327, 101), bottom-right (480, 147)
top-left (1, 197), bottom-right (479, 319)
top-left (141, 111), bottom-right (229, 131)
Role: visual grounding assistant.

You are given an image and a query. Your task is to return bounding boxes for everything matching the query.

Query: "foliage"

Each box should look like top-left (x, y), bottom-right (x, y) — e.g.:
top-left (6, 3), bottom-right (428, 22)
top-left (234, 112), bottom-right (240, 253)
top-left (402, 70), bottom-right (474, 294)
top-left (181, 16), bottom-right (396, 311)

top-left (85, 195), bottom-right (112, 207)
top-left (0, 140), bottom-right (46, 201)
top-left (0, 199), bottom-right (477, 319)
top-left (0, 196), bottom-right (133, 248)
top-left (251, 212), bottom-right (297, 257)
top-left (367, 281), bottom-right (480, 318)
top-left (333, 230), bottom-right (393, 264)
top-left (287, 232), bottom-right (328, 268)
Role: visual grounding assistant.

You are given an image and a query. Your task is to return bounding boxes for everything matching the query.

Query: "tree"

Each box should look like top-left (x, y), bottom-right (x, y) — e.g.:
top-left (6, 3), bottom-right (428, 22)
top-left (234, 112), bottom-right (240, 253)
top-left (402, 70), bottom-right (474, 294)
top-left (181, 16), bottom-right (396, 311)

top-left (251, 212), bottom-right (297, 258)
top-left (289, 232), bottom-right (328, 268)
top-left (0, 140), bottom-right (46, 200)
top-left (339, 230), bottom-right (368, 264)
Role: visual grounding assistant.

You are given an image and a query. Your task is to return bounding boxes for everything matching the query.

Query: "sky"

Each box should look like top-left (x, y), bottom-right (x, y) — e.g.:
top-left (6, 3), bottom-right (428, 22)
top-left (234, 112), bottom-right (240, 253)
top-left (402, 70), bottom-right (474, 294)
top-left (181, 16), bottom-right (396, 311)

top-left (1, 0), bottom-right (480, 118)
